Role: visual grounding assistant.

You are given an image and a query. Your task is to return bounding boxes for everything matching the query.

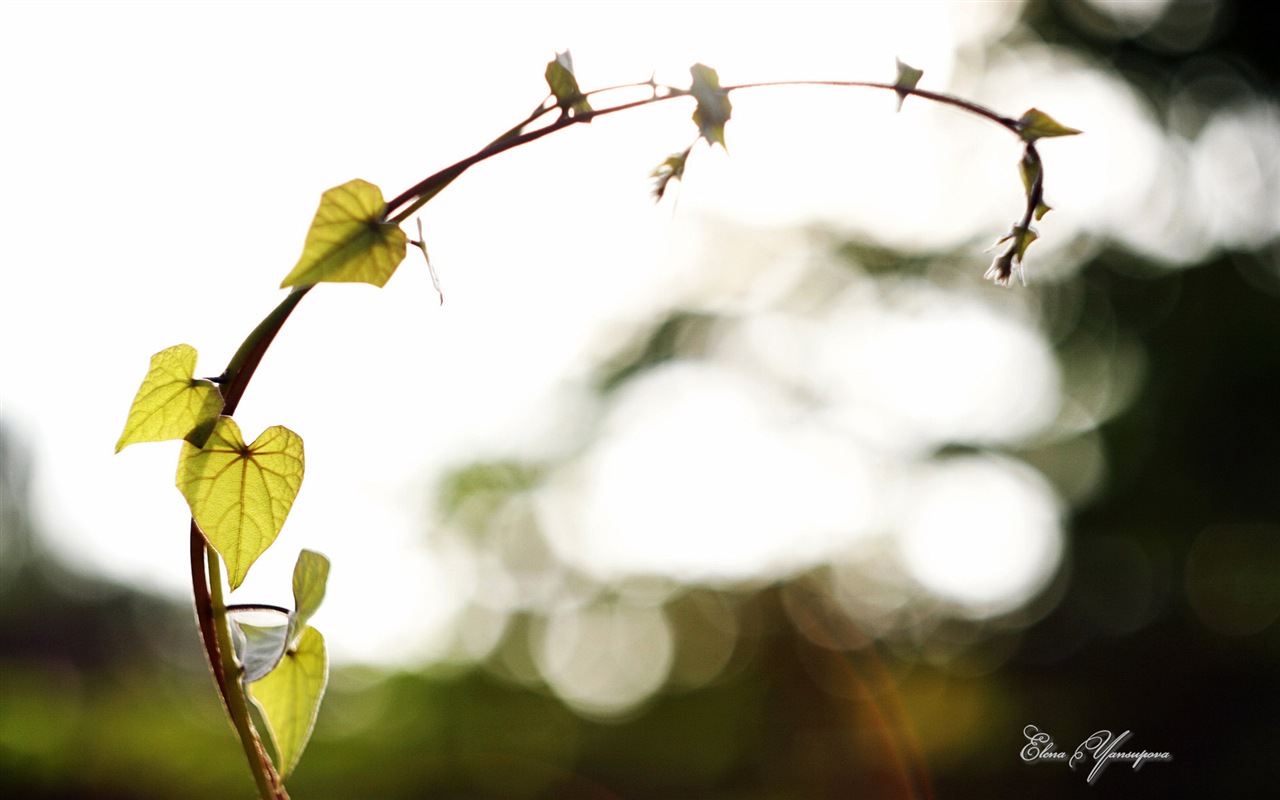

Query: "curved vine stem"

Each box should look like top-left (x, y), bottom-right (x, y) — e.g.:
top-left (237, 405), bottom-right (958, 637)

top-left (191, 286), bottom-right (311, 799)
top-left (211, 546), bottom-right (289, 798)
top-left (188, 70), bottom-right (1052, 798)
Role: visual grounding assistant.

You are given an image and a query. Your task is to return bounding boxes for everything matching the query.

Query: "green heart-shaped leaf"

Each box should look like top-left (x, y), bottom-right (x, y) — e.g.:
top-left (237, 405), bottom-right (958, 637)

top-left (116, 344), bottom-right (224, 452)
top-left (249, 626), bottom-right (328, 778)
top-left (177, 417), bottom-right (304, 589)
top-left (280, 179), bottom-right (408, 289)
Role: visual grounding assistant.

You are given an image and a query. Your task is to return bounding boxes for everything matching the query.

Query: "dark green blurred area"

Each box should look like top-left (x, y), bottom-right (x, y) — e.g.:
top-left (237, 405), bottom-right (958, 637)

top-left (4, 1), bottom-right (1278, 797)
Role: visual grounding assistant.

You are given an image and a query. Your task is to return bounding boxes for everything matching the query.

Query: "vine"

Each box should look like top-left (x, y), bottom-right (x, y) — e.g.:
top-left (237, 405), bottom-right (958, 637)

top-left (115, 52), bottom-right (1078, 798)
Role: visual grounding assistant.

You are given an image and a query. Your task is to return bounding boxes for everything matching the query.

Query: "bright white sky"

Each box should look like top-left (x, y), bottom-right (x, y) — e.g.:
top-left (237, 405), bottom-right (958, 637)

top-left (2, 1), bottom-right (1275, 674)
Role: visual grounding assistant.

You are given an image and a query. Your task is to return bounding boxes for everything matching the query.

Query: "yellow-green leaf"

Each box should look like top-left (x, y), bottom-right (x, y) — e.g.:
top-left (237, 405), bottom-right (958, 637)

top-left (651, 146), bottom-right (691, 202)
top-left (279, 179), bottom-right (408, 289)
top-left (116, 344), bottom-right (224, 452)
top-left (1012, 226), bottom-right (1039, 260)
top-left (249, 626), bottom-right (328, 778)
top-left (1016, 108), bottom-right (1082, 143)
top-left (291, 549), bottom-right (329, 634)
top-left (545, 49), bottom-right (591, 118)
top-left (996, 226), bottom-right (1039, 263)
top-left (177, 418), bottom-right (304, 589)
top-left (689, 63), bottom-right (732, 149)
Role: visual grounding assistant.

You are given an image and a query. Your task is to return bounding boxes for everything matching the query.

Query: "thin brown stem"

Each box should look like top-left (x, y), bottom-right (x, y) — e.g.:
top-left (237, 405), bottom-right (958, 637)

top-left (385, 79), bottom-right (1021, 223)
top-left (191, 521), bottom-right (225, 703)
top-left (1019, 143), bottom-right (1044, 234)
top-left (208, 546), bottom-right (290, 798)
top-left (191, 526), bottom-right (288, 798)
top-left (220, 286), bottom-right (312, 415)
top-left (191, 286), bottom-right (312, 797)
top-left (723, 79), bottom-right (1019, 130)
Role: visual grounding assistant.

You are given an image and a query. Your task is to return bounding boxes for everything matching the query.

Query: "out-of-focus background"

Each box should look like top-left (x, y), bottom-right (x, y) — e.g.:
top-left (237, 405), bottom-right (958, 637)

top-left (2, 0), bottom-right (1277, 797)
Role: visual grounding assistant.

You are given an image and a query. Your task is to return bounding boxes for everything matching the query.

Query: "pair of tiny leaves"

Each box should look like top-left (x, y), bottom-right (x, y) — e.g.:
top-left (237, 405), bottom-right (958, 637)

top-left (547, 52), bottom-right (729, 150)
top-left (890, 57), bottom-right (1082, 145)
top-left (116, 344), bottom-right (303, 589)
top-left (232, 549), bottom-right (331, 779)
top-left (892, 57), bottom-right (1080, 215)
top-left (656, 59), bottom-right (921, 201)
top-left (650, 64), bottom-right (731, 200)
